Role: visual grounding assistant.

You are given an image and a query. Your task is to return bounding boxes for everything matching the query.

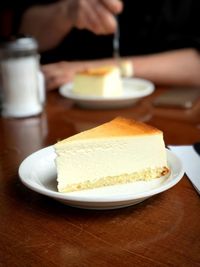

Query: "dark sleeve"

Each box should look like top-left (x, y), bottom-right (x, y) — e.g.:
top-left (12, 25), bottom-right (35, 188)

top-left (162, 0), bottom-right (200, 51)
top-left (119, 0), bottom-right (200, 56)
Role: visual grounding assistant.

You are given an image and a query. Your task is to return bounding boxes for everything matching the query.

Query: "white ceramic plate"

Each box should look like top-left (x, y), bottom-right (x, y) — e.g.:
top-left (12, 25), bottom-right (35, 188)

top-left (18, 147), bottom-right (184, 210)
top-left (59, 78), bottom-right (155, 109)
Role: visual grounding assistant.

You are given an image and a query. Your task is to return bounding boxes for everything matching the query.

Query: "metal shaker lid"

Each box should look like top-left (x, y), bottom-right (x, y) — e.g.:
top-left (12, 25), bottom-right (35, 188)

top-left (0, 35), bottom-right (38, 59)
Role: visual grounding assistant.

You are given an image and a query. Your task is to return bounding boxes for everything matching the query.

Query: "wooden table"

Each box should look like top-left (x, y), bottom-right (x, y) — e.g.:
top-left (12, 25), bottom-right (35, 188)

top-left (1, 88), bottom-right (200, 267)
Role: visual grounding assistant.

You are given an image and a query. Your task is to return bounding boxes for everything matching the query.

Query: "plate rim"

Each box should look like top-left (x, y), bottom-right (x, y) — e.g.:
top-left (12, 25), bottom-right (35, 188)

top-left (59, 77), bottom-right (155, 102)
top-left (18, 146), bottom-right (184, 204)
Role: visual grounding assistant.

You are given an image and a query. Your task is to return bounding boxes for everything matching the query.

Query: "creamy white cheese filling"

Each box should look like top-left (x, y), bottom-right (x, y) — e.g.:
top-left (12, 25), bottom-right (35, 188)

top-left (55, 134), bottom-right (167, 191)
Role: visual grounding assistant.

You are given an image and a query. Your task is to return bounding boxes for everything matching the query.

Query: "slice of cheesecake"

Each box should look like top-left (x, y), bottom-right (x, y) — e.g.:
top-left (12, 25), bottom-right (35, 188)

top-left (72, 66), bottom-right (123, 97)
top-left (54, 117), bottom-right (169, 193)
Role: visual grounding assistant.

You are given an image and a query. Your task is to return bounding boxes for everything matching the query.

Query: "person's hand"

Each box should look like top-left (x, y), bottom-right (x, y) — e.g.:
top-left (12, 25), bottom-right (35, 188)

top-left (42, 57), bottom-right (118, 90)
top-left (20, 0), bottom-right (123, 51)
top-left (75, 0), bottom-right (123, 34)
top-left (41, 61), bottom-right (84, 90)
top-left (61, 0), bottom-right (123, 34)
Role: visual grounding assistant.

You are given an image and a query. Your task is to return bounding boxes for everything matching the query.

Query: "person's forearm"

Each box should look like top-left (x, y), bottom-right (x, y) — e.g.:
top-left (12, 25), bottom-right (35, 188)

top-left (19, 2), bottom-right (75, 51)
top-left (132, 48), bottom-right (200, 86)
top-left (81, 48), bottom-right (200, 87)
top-left (42, 48), bottom-right (200, 90)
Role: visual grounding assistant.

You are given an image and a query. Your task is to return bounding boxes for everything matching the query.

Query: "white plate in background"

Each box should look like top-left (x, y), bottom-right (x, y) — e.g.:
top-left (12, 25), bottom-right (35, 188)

top-left (59, 78), bottom-right (155, 109)
top-left (19, 147), bottom-right (184, 210)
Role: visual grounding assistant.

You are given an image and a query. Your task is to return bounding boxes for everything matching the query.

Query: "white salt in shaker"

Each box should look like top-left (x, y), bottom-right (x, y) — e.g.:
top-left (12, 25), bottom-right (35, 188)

top-left (0, 36), bottom-right (45, 118)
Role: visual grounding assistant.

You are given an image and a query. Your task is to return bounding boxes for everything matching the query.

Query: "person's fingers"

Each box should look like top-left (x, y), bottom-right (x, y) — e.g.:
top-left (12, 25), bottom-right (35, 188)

top-left (93, 1), bottom-right (118, 34)
top-left (46, 76), bottom-right (71, 90)
top-left (76, 0), bottom-right (105, 34)
top-left (42, 62), bottom-right (68, 79)
top-left (41, 61), bottom-right (89, 90)
top-left (41, 63), bottom-right (60, 75)
top-left (42, 62), bottom-right (75, 90)
top-left (101, 0), bottom-right (123, 14)
top-left (76, 0), bottom-right (118, 34)
top-left (45, 71), bottom-right (74, 90)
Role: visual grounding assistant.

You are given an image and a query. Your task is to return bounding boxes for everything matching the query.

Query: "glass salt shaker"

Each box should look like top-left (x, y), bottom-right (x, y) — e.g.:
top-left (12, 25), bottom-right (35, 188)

top-left (0, 36), bottom-right (45, 118)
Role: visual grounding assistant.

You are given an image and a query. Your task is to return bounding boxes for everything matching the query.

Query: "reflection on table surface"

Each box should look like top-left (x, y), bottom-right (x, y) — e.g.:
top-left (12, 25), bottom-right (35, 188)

top-left (0, 87), bottom-right (200, 267)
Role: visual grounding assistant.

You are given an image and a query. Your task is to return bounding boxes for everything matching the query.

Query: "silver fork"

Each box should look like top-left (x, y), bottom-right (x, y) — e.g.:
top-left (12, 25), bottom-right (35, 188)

top-left (113, 16), bottom-right (120, 65)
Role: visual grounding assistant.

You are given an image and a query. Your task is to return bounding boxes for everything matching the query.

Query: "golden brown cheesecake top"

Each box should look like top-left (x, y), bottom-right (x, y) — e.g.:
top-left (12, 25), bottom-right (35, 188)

top-left (55, 117), bottom-right (162, 146)
top-left (76, 66), bottom-right (116, 76)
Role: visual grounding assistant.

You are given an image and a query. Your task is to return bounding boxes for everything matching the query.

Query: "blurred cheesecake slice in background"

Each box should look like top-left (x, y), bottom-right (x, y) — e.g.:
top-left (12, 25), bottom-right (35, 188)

top-left (73, 66), bottom-right (123, 97)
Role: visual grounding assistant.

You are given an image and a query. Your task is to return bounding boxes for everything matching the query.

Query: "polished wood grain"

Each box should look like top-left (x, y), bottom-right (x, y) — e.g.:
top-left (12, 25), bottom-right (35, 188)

top-left (0, 88), bottom-right (200, 267)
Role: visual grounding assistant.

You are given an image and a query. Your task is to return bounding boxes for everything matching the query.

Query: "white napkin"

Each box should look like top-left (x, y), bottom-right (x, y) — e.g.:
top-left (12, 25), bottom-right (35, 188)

top-left (168, 145), bottom-right (200, 194)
